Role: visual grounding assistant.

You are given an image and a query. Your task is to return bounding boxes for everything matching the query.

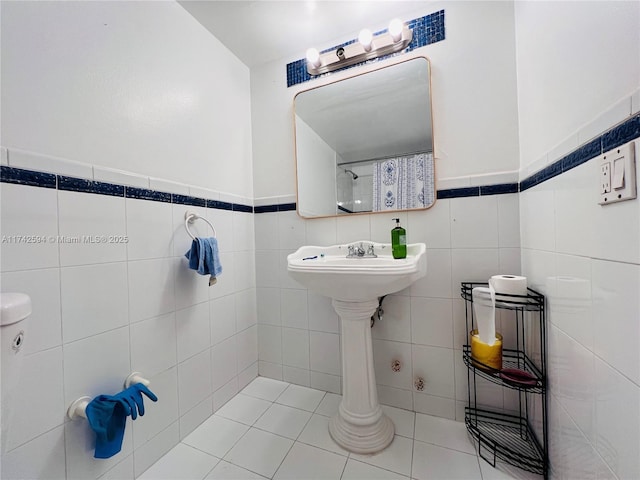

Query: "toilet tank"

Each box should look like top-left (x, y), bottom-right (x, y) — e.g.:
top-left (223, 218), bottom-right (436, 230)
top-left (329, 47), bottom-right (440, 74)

top-left (1, 292), bottom-right (31, 452)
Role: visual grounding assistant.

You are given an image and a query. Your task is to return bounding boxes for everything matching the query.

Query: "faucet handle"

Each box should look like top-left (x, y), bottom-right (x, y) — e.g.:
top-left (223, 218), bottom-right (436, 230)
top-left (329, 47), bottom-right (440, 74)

top-left (347, 245), bottom-right (355, 257)
top-left (367, 244), bottom-right (376, 256)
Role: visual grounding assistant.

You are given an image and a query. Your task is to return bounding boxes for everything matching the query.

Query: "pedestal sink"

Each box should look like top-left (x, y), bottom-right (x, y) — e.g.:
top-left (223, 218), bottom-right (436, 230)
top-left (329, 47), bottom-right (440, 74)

top-left (287, 241), bottom-right (426, 453)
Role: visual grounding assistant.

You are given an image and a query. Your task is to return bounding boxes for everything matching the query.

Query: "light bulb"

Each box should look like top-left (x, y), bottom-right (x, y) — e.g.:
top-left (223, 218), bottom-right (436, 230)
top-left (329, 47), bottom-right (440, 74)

top-left (388, 18), bottom-right (404, 42)
top-left (306, 48), bottom-right (321, 67)
top-left (358, 29), bottom-right (373, 51)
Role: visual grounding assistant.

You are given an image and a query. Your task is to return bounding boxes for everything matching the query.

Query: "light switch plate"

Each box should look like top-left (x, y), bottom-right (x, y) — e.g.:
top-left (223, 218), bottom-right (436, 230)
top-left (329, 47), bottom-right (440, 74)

top-left (598, 141), bottom-right (636, 205)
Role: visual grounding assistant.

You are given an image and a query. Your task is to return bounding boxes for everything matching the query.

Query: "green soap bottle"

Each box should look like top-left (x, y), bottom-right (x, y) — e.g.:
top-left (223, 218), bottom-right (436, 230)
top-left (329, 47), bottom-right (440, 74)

top-left (391, 218), bottom-right (407, 259)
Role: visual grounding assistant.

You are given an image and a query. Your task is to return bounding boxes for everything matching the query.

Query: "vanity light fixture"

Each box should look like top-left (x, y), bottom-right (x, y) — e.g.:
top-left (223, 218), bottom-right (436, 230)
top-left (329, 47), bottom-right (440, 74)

top-left (306, 19), bottom-right (413, 75)
top-left (358, 29), bottom-right (373, 52)
top-left (306, 48), bottom-right (321, 68)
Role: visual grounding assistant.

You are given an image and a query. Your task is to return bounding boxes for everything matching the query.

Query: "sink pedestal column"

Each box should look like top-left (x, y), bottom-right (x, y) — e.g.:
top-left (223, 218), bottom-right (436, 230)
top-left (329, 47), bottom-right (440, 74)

top-left (328, 299), bottom-right (394, 454)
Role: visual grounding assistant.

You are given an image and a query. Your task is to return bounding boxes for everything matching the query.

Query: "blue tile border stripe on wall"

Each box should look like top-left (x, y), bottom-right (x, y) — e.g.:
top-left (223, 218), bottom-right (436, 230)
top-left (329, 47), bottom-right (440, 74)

top-left (58, 176), bottom-right (125, 197)
top-left (286, 10), bottom-right (445, 88)
top-left (520, 113), bottom-right (639, 192)
top-left (1, 113), bottom-right (638, 212)
top-left (0, 166), bottom-right (255, 213)
top-left (0, 166), bottom-right (57, 189)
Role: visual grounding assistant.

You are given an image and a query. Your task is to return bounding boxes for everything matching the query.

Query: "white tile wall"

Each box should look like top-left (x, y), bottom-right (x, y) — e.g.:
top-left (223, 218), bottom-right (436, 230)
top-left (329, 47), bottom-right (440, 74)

top-left (0, 177), bottom-right (257, 479)
top-left (4, 347), bottom-right (65, 451)
top-left (520, 139), bottom-right (640, 480)
top-left (450, 196), bottom-right (499, 248)
top-left (1, 426), bottom-right (66, 480)
top-left (130, 312), bottom-right (178, 377)
top-left (125, 198), bottom-right (174, 260)
top-left (60, 262), bottom-right (129, 342)
top-left (178, 350), bottom-right (213, 415)
top-left (255, 192), bottom-right (521, 417)
top-left (210, 294), bottom-right (236, 344)
top-left (58, 191), bottom-right (127, 266)
top-left (176, 302), bottom-right (211, 362)
top-left (1, 184), bottom-right (60, 272)
top-left (4, 137), bottom-right (637, 480)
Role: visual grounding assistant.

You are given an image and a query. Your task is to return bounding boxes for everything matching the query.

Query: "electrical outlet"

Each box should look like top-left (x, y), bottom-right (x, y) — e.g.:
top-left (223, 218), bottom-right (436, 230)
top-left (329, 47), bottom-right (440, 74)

top-left (599, 141), bottom-right (636, 205)
top-left (600, 162), bottom-right (611, 194)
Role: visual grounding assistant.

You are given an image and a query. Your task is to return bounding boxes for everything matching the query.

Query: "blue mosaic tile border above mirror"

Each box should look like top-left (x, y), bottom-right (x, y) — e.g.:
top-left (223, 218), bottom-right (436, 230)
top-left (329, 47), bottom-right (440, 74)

top-left (286, 10), bottom-right (445, 88)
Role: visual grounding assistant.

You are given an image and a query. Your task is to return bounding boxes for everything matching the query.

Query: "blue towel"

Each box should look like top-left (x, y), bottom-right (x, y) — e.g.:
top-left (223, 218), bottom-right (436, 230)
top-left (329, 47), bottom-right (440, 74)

top-left (185, 237), bottom-right (222, 286)
top-left (85, 384), bottom-right (158, 459)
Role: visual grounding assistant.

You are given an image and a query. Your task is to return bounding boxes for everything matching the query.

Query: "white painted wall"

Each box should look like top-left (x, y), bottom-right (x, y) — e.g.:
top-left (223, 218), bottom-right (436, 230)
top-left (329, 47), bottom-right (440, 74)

top-left (251, 1), bottom-right (520, 199)
top-left (1, 0), bottom-right (253, 198)
top-left (295, 117), bottom-right (338, 216)
top-left (0, 2), bottom-right (257, 479)
top-left (515, 1), bottom-right (640, 169)
top-left (515, 2), bottom-right (640, 479)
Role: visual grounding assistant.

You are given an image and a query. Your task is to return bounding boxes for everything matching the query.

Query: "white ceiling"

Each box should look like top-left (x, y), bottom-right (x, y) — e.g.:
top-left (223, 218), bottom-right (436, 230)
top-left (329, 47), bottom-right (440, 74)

top-left (178, 1), bottom-right (433, 67)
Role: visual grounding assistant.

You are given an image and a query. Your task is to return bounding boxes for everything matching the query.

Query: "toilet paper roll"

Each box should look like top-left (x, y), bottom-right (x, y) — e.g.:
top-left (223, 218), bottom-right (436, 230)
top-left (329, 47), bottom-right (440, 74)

top-left (490, 275), bottom-right (527, 301)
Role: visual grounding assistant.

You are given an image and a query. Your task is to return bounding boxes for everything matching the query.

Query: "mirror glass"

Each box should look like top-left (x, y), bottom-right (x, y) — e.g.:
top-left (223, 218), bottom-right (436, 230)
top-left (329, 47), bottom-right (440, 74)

top-left (294, 56), bottom-right (435, 218)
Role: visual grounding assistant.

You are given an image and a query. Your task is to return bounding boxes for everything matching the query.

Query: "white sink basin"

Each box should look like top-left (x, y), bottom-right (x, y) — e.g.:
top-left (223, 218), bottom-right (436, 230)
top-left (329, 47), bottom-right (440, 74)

top-left (287, 242), bottom-right (426, 302)
top-left (287, 241), bottom-right (426, 454)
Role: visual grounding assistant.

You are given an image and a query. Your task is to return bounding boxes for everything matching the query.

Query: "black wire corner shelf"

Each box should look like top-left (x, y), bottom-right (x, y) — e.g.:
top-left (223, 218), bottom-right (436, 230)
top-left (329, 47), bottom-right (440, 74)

top-left (461, 282), bottom-right (544, 311)
top-left (461, 281), bottom-right (548, 478)
top-left (465, 407), bottom-right (546, 476)
top-left (462, 346), bottom-right (545, 393)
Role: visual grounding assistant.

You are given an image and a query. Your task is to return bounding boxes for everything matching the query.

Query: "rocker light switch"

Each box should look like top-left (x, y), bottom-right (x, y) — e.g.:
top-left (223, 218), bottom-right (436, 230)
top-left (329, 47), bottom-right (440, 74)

top-left (599, 141), bottom-right (636, 205)
top-left (612, 157), bottom-right (625, 189)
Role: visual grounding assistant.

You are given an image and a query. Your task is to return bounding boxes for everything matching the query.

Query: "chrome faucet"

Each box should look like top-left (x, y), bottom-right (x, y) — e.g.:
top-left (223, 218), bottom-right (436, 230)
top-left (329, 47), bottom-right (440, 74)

top-left (366, 244), bottom-right (377, 257)
top-left (346, 242), bottom-right (377, 258)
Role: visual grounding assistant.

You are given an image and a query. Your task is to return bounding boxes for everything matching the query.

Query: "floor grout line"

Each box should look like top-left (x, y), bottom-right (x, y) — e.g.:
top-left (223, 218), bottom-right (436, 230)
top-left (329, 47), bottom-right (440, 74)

top-left (160, 378), bottom-right (519, 480)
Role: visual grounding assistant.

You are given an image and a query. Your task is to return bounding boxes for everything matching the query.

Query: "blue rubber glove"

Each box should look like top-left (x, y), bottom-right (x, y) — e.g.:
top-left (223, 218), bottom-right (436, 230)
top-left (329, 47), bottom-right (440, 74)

top-left (85, 395), bottom-right (130, 458)
top-left (129, 383), bottom-right (158, 417)
top-left (113, 383), bottom-right (158, 420)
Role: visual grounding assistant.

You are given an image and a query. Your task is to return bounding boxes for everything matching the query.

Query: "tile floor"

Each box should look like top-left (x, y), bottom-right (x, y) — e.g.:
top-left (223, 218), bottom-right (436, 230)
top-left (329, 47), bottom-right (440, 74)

top-left (139, 377), bottom-right (539, 480)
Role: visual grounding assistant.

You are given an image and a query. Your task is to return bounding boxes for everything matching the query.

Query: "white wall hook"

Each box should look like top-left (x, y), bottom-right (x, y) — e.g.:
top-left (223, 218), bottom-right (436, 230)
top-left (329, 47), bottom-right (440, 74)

top-left (124, 372), bottom-right (150, 389)
top-left (67, 396), bottom-right (92, 420)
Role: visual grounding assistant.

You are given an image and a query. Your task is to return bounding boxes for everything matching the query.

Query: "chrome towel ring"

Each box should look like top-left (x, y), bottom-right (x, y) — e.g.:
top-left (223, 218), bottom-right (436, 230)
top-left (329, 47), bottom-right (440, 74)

top-left (184, 211), bottom-right (216, 240)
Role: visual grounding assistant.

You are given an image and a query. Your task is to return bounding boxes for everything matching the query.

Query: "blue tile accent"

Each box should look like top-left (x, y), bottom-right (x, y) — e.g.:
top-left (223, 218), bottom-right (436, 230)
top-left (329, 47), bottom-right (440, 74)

top-left (480, 183), bottom-right (519, 196)
top-left (437, 186), bottom-right (480, 199)
top-left (560, 138), bottom-right (601, 173)
top-left (254, 204), bottom-right (279, 213)
top-left (278, 203), bottom-right (297, 212)
top-left (4, 112), bottom-right (637, 214)
top-left (286, 59), bottom-right (312, 88)
top-left (521, 113), bottom-right (639, 191)
top-left (172, 194), bottom-right (206, 207)
top-left (58, 176), bottom-right (125, 197)
top-left (1, 166), bottom-right (57, 189)
top-left (519, 175), bottom-right (537, 192)
top-left (233, 203), bottom-right (253, 213)
top-left (286, 10), bottom-right (445, 88)
top-left (125, 187), bottom-right (171, 203)
top-left (602, 114), bottom-right (640, 152)
top-left (537, 161), bottom-right (563, 183)
top-left (520, 162), bottom-right (562, 192)
top-left (207, 199), bottom-right (233, 211)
